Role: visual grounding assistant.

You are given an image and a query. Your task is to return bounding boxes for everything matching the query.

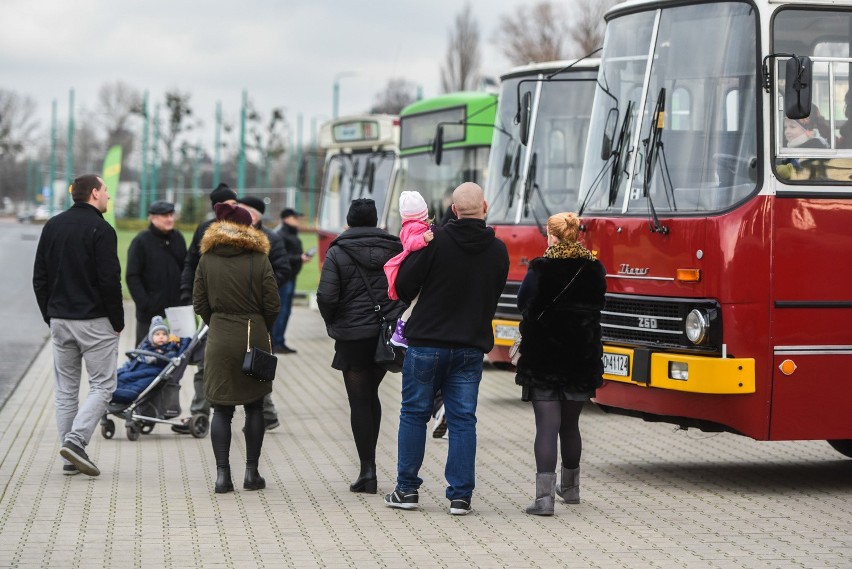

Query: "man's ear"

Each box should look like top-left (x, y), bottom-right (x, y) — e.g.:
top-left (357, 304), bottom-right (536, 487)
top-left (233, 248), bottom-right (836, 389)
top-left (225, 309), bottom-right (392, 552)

top-left (451, 204), bottom-right (457, 216)
top-left (483, 200), bottom-right (488, 215)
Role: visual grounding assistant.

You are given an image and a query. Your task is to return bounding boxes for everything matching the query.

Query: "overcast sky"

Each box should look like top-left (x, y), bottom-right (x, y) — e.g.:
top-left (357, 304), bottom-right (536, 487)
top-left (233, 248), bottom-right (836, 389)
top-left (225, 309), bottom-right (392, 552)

top-left (1, 0), bottom-right (551, 151)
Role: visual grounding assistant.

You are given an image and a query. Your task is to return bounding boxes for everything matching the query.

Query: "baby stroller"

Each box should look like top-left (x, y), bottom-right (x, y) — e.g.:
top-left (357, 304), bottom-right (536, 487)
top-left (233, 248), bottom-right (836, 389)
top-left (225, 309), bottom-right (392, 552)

top-left (100, 324), bottom-right (209, 441)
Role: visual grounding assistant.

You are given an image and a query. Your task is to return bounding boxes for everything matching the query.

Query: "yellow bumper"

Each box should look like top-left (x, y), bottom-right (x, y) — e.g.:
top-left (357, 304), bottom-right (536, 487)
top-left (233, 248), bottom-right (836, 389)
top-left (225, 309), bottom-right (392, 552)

top-left (602, 345), bottom-right (755, 395)
top-left (492, 319), bottom-right (520, 347)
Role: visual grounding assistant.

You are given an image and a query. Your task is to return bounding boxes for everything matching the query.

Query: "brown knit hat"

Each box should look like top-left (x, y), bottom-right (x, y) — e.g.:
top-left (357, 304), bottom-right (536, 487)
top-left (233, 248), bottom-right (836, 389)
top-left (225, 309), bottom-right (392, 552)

top-left (213, 202), bottom-right (252, 226)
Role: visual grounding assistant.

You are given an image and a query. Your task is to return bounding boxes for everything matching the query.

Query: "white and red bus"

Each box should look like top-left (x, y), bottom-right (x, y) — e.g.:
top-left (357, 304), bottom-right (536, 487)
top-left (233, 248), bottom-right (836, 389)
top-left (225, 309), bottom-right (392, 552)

top-left (577, 0), bottom-right (852, 456)
top-left (484, 59), bottom-right (600, 365)
top-left (316, 114), bottom-right (400, 261)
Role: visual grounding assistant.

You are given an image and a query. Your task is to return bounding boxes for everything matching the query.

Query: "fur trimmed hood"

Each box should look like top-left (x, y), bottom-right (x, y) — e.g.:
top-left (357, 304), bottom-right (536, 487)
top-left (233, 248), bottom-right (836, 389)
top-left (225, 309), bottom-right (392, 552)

top-left (200, 221), bottom-right (270, 256)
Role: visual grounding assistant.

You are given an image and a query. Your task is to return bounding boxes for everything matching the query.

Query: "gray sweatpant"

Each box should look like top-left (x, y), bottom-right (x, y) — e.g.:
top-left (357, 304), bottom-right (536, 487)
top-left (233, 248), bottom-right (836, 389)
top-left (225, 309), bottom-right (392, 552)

top-left (50, 317), bottom-right (119, 450)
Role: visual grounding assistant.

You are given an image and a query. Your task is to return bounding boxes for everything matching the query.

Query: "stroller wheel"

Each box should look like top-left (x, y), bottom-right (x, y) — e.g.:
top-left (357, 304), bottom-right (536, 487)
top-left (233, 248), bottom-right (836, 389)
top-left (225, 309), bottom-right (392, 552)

top-left (140, 422), bottom-right (155, 435)
top-left (126, 423), bottom-right (141, 441)
top-left (101, 419), bottom-right (116, 439)
top-left (189, 414), bottom-right (209, 439)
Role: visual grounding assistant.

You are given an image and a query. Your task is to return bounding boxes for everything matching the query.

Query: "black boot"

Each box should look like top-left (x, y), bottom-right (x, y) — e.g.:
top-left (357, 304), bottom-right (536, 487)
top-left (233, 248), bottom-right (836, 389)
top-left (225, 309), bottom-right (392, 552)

top-left (215, 466), bottom-right (234, 494)
top-left (244, 465), bottom-right (266, 490)
top-left (349, 460), bottom-right (377, 494)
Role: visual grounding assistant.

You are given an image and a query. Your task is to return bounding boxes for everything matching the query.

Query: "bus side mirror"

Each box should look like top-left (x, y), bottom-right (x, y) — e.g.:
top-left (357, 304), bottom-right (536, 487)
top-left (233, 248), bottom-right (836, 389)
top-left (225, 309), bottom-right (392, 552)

top-left (601, 107), bottom-right (618, 160)
top-left (519, 91), bottom-right (532, 146)
top-left (784, 56), bottom-right (812, 119)
top-left (431, 125), bottom-right (444, 165)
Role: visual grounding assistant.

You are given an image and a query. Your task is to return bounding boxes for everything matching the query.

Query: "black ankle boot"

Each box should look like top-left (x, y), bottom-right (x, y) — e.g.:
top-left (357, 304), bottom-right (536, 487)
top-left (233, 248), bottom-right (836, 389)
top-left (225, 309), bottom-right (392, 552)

top-left (244, 466), bottom-right (266, 490)
top-left (349, 460), bottom-right (377, 494)
top-left (215, 466), bottom-right (234, 494)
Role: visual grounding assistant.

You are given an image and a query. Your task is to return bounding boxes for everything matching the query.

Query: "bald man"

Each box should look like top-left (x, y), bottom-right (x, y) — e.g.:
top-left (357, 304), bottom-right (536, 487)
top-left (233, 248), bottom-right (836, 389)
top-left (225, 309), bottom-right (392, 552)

top-left (385, 182), bottom-right (509, 515)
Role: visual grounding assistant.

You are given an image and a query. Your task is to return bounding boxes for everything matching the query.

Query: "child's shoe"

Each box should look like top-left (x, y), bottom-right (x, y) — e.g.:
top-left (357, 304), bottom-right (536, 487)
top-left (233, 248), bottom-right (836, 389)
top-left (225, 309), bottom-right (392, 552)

top-left (390, 319), bottom-right (408, 348)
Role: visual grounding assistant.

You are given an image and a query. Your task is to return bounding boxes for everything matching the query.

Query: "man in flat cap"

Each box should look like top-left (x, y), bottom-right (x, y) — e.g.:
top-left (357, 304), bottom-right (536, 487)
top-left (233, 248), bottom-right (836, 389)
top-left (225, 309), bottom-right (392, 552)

top-left (126, 200), bottom-right (187, 346)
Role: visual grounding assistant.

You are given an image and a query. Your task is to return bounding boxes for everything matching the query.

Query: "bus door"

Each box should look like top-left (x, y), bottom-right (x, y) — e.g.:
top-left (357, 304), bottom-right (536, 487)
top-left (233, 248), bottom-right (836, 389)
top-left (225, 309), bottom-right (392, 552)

top-left (768, 9), bottom-right (852, 440)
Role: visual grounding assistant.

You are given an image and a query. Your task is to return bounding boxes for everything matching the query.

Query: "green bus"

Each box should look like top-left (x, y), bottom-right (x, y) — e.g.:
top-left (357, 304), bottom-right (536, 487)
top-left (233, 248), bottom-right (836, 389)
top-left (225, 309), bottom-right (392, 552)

top-left (385, 91), bottom-right (498, 233)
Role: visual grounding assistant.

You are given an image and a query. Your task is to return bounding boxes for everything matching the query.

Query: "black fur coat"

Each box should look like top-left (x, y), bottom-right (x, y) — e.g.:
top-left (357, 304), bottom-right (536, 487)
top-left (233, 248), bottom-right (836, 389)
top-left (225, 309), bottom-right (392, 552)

top-left (514, 256), bottom-right (607, 394)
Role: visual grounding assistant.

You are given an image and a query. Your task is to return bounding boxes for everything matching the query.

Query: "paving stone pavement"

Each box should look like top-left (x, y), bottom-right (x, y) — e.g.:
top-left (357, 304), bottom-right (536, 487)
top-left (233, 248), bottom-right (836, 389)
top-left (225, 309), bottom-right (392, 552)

top-left (0, 304), bottom-right (850, 568)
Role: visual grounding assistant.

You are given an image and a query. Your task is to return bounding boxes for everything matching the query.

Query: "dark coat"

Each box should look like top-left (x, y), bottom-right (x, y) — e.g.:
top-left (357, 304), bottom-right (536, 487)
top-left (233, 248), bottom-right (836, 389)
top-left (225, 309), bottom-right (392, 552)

top-left (396, 218), bottom-right (509, 353)
top-left (316, 226), bottom-right (403, 341)
top-left (180, 218), bottom-right (214, 304)
top-left (514, 256), bottom-right (607, 394)
top-left (33, 202), bottom-right (124, 332)
top-left (193, 222), bottom-right (280, 405)
top-left (126, 224), bottom-right (187, 325)
top-left (259, 224), bottom-right (292, 286)
top-left (277, 223), bottom-right (304, 280)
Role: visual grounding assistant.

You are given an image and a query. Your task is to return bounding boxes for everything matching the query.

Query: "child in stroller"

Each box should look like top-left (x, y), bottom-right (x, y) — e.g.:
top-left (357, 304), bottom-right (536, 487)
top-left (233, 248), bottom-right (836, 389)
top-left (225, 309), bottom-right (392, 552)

top-left (101, 316), bottom-right (209, 440)
top-left (112, 316), bottom-right (190, 404)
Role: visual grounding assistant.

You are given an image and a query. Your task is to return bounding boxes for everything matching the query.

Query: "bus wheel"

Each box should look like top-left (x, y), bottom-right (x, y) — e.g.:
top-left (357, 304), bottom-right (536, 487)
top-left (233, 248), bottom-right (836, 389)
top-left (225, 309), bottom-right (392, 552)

top-left (827, 440), bottom-right (852, 458)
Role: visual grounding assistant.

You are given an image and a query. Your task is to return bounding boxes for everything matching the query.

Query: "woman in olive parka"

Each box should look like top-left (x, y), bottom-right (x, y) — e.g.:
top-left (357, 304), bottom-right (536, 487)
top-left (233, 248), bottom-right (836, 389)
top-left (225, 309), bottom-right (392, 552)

top-left (193, 202), bottom-right (280, 493)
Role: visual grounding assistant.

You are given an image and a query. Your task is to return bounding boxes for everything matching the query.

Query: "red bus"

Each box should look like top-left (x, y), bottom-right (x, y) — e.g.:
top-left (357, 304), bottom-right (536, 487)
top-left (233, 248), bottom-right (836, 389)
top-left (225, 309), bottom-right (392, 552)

top-left (578, 0), bottom-right (852, 457)
top-left (484, 59), bottom-right (600, 365)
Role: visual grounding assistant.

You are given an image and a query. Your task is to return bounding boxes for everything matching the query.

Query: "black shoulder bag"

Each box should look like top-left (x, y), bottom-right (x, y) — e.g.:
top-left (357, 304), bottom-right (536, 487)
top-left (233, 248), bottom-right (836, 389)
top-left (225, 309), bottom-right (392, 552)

top-left (338, 247), bottom-right (406, 373)
top-left (240, 255), bottom-right (278, 382)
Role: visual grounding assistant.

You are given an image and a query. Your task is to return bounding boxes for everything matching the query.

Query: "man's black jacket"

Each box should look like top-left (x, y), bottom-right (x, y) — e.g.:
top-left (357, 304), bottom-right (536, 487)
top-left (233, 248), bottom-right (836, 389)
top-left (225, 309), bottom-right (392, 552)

top-left (126, 224), bottom-right (187, 325)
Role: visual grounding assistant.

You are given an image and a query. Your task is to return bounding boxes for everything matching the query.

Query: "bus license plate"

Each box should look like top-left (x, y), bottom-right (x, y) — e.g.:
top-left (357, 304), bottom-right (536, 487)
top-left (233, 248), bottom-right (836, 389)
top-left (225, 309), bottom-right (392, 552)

top-left (494, 324), bottom-right (519, 341)
top-left (603, 353), bottom-right (629, 376)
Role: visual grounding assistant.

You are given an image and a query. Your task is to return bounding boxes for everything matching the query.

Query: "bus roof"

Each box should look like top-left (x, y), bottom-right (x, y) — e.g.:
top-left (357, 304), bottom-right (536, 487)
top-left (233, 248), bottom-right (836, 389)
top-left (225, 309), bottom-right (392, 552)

top-left (499, 58), bottom-right (601, 81)
top-left (318, 114), bottom-right (399, 150)
top-left (400, 91), bottom-right (497, 117)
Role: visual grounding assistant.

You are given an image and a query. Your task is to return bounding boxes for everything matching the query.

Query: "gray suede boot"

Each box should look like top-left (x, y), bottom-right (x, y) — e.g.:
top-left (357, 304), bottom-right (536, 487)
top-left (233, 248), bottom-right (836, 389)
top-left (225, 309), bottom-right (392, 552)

top-left (556, 466), bottom-right (580, 504)
top-left (525, 472), bottom-right (557, 516)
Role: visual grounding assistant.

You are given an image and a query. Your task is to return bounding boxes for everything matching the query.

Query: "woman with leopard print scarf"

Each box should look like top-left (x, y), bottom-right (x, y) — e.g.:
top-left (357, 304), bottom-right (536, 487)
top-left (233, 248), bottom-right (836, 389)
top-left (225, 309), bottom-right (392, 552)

top-left (514, 212), bottom-right (607, 516)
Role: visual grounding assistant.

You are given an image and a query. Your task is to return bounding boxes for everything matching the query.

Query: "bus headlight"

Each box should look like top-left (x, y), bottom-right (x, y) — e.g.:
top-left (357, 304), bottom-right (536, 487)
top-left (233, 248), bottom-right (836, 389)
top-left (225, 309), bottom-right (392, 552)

top-left (685, 309), bottom-right (709, 344)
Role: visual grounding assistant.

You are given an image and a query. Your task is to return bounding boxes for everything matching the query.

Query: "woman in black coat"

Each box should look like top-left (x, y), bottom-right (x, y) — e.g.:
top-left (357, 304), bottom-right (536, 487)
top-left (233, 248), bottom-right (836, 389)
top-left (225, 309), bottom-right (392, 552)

top-left (515, 212), bottom-right (606, 515)
top-left (316, 199), bottom-right (403, 494)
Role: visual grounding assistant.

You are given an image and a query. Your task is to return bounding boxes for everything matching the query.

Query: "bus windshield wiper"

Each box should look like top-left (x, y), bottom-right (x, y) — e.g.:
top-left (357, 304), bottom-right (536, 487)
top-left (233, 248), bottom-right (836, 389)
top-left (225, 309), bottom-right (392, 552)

top-left (578, 100), bottom-right (632, 218)
top-left (521, 152), bottom-right (549, 236)
top-left (642, 88), bottom-right (670, 235)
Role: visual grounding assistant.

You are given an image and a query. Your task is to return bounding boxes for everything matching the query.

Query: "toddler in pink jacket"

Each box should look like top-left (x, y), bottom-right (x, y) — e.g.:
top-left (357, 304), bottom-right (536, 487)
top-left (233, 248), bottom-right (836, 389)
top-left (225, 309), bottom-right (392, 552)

top-left (384, 190), bottom-right (433, 347)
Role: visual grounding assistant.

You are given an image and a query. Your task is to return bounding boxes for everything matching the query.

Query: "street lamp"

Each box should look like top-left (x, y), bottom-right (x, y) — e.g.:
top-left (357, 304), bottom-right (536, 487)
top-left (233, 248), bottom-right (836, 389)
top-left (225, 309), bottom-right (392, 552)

top-left (332, 72), bottom-right (357, 119)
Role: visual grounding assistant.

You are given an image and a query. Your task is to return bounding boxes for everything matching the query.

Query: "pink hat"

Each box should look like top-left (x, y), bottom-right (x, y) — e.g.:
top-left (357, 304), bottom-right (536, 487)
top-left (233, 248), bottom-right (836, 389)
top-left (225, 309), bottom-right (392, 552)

top-left (399, 190), bottom-right (428, 221)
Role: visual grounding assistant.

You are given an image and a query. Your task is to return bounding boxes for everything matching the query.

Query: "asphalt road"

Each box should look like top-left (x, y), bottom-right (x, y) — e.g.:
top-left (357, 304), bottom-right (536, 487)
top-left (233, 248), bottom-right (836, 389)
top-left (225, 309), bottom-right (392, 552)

top-left (0, 218), bottom-right (51, 410)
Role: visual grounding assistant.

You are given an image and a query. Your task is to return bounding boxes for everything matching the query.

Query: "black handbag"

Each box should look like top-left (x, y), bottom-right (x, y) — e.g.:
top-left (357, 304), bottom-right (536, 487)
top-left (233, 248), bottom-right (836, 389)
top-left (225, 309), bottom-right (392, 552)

top-left (338, 247), bottom-right (406, 373)
top-left (240, 255), bottom-right (277, 382)
top-left (241, 318), bottom-right (277, 382)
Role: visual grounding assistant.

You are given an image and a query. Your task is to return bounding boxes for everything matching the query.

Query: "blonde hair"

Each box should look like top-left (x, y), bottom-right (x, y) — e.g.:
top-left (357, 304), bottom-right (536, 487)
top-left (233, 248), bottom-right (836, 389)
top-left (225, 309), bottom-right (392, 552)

top-left (547, 212), bottom-right (581, 243)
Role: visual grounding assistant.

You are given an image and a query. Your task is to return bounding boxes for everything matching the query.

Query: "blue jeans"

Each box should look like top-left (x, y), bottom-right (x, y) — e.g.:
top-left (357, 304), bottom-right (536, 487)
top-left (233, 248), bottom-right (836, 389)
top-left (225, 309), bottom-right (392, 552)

top-left (271, 279), bottom-right (295, 347)
top-left (396, 346), bottom-right (483, 500)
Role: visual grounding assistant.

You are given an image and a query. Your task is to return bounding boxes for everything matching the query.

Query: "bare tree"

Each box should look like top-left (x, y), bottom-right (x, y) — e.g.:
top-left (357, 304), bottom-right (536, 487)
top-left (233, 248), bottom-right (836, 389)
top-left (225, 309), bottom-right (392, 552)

top-left (370, 78), bottom-right (418, 114)
top-left (247, 103), bottom-right (288, 188)
top-left (97, 81), bottom-right (142, 167)
top-left (159, 89), bottom-right (195, 191)
top-left (492, 2), bottom-right (570, 65)
top-left (440, 3), bottom-right (482, 93)
top-left (0, 89), bottom-right (39, 158)
top-left (569, 0), bottom-right (618, 55)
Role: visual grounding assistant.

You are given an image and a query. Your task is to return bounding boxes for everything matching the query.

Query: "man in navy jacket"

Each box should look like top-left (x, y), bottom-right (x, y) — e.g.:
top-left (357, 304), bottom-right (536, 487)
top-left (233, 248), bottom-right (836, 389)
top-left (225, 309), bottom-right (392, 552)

top-left (33, 174), bottom-right (124, 477)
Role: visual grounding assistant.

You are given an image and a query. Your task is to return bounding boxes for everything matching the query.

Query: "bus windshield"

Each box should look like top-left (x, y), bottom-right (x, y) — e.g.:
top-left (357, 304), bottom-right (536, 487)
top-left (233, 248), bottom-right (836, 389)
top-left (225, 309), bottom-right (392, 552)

top-left (387, 147), bottom-right (490, 234)
top-left (318, 150), bottom-right (396, 233)
top-left (486, 76), bottom-right (523, 224)
top-left (580, 3), bottom-right (758, 216)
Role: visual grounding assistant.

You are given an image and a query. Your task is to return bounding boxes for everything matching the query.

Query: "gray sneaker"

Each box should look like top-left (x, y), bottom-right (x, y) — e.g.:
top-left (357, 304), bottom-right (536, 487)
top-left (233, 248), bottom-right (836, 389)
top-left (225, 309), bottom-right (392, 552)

top-left (59, 442), bottom-right (100, 477)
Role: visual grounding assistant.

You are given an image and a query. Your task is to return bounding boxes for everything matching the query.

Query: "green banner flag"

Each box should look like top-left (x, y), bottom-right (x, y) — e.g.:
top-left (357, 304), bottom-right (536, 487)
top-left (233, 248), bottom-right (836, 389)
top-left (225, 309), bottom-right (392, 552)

top-left (101, 145), bottom-right (122, 227)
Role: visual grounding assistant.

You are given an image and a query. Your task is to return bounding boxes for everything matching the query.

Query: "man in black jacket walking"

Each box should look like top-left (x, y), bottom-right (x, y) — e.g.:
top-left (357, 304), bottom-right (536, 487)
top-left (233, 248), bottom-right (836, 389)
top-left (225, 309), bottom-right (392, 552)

top-left (126, 200), bottom-right (187, 346)
top-left (33, 174), bottom-right (124, 477)
top-left (272, 208), bottom-right (311, 354)
top-left (384, 182), bottom-right (509, 515)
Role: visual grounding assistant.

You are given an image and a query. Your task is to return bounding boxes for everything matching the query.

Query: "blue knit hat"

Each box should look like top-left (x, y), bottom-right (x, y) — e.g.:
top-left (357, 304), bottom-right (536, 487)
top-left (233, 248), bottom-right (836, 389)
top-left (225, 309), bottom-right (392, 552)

top-left (148, 316), bottom-right (169, 345)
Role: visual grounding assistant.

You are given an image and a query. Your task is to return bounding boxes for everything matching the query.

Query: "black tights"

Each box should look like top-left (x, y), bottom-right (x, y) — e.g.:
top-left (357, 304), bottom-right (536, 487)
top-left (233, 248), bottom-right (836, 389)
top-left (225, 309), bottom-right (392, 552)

top-left (211, 399), bottom-right (264, 468)
top-left (343, 366), bottom-right (386, 462)
top-left (531, 399), bottom-right (585, 473)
